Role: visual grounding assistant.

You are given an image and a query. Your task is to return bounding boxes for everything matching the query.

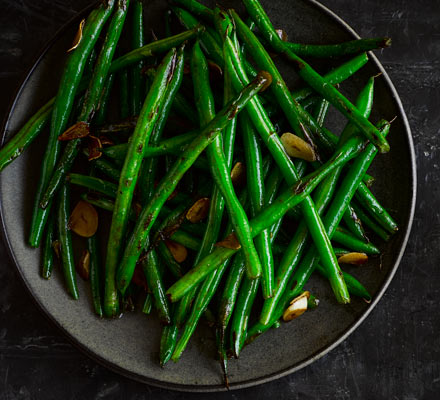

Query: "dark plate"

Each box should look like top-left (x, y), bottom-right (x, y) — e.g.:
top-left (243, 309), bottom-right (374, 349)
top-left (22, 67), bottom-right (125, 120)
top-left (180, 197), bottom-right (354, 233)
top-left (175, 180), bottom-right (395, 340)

top-left (0, 0), bottom-right (416, 392)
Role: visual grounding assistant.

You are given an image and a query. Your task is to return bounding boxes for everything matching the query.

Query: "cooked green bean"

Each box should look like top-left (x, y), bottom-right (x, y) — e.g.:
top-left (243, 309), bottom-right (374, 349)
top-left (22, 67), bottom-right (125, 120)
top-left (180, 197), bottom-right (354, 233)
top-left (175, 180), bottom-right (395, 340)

top-left (88, 235), bottom-right (103, 317)
top-left (139, 45), bottom-right (185, 204)
top-left (285, 37), bottom-right (391, 58)
top-left (109, 27), bottom-right (203, 73)
top-left (221, 20), bottom-right (349, 303)
top-left (68, 173), bottom-right (117, 198)
top-left (241, 114), bottom-right (273, 297)
top-left (115, 72), bottom-right (269, 295)
top-left (29, 0), bottom-right (116, 247)
top-left (40, 0), bottom-right (130, 209)
top-left (343, 205), bottom-right (368, 241)
top-left (237, 3), bottom-right (389, 152)
top-left (192, 41), bottom-right (261, 280)
top-left (41, 216), bottom-right (55, 279)
top-left (351, 202), bottom-right (391, 241)
top-left (142, 246), bottom-right (171, 324)
top-left (130, 0), bottom-right (145, 115)
top-left (167, 135), bottom-right (366, 302)
top-left (0, 98), bottom-right (53, 172)
top-left (332, 229), bottom-right (380, 254)
top-left (104, 48), bottom-right (179, 317)
top-left (56, 183), bottom-right (79, 299)
top-left (354, 184), bottom-right (398, 233)
top-left (172, 7), bottom-right (223, 67)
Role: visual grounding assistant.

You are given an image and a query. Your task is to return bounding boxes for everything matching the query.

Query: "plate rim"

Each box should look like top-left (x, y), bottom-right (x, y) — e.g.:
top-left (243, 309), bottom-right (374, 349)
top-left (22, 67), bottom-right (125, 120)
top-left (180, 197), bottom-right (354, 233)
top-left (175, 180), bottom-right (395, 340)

top-left (0, 0), bottom-right (417, 392)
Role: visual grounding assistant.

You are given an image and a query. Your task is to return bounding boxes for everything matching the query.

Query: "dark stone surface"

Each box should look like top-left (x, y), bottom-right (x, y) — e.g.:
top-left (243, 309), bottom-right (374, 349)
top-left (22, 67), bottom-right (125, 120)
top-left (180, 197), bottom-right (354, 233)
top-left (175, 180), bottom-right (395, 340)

top-left (0, 0), bottom-right (437, 399)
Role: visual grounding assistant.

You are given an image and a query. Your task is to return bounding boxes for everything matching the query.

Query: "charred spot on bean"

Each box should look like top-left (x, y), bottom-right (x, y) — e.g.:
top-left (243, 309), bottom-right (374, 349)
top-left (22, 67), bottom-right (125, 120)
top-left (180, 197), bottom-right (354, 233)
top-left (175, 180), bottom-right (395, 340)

top-left (137, 143), bottom-right (143, 153)
top-left (228, 106), bottom-right (239, 120)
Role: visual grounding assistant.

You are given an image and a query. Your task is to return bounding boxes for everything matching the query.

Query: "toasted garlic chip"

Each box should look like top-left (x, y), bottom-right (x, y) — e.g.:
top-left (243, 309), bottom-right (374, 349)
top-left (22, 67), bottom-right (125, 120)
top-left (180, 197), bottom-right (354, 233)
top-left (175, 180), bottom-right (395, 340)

top-left (280, 132), bottom-right (316, 162)
top-left (231, 162), bottom-right (245, 186)
top-left (77, 249), bottom-right (90, 280)
top-left (68, 19), bottom-right (85, 53)
top-left (165, 240), bottom-right (188, 263)
top-left (68, 200), bottom-right (98, 238)
top-left (215, 233), bottom-right (241, 250)
top-left (58, 121), bottom-right (90, 141)
top-left (283, 291), bottom-right (310, 322)
top-left (338, 252), bottom-right (368, 265)
top-left (186, 197), bottom-right (210, 223)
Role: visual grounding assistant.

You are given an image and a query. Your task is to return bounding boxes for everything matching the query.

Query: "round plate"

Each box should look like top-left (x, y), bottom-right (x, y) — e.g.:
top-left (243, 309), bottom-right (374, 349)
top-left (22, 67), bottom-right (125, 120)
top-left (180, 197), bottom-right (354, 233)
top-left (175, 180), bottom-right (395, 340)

top-left (0, 0), bottom-right (416, 392)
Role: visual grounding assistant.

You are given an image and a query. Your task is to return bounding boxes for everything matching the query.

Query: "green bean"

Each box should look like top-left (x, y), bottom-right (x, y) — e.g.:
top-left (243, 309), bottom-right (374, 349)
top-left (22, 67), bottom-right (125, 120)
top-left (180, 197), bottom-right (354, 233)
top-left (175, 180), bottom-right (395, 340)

top-left (173, 0), bottom-right (214, 24)
top-left (102, 130), bottom-right (198, 161)
top-left (193, 41), bottom-right (262, 280)
top-left (241, 114), bottom-right (273, 297)
top-left (283, 121), bottom-right (390, 302)
top-left (237, 4), bottom-right (389, 152)
top-left (0, 98), bottom-right (53, 172)
top-left (221, 21), bottom-right (349, 303)
top-left (104, 48), bottom-right (179, 317)
top-left (142, 247), bottom-right (171, 324)
top-left (259, 167), bottom-right (341, 325)
top-left (167, 40), bottom-right (240, 339)
top-left (230, 192), bottom-right (283, 357)
top-left (285, 37), bottom-right (391, 58)
top-left (0, 29), bottom-right (202, 176)
top-left (68, 173), bottom-right (117, 198)
top-left (315, 264), bottom-right (371, 301)
top-left (262, 53), bottom-right (368, 103)
top-left (172, 7), bottom-right (223, 67)
top-left (41, 216), bottom-right (55, 279)
top-left (88, 235), bottom-right (103, 317)
top-left (115, 72), bottom-right (269, 295)
top-left (40, 1), bottom-right (129, 209)
top-left (139, 45), bottom-right (185, 204)
top-left (332, 229), bottom-right (379, 254)
top-left (260, 77), bottom-right (376, 316)
top-left (354, 185), bottom-right (398, 233)
top-left (95, 73), bottom-right (116, 125)
top-left (160, 323), bottom-right (179, 366)
top-left (171, 257), bottom-right (231, 362)
top-left (351, 202), bottom-right (390, 241)
top-left (166, 135), bottom-right (366, 302)
top-left (110, 27), bottom-right (202, 73)
top-left (56, 183), bottom-right (79, 299)
top-left (130, 0), bottom-right (145, 115)
top-left (343, 205), bottom-right (368, 241)
top-left (142, 294), bottom-right (153, 314)
top-left (29, 0), bottom-right (116, 247)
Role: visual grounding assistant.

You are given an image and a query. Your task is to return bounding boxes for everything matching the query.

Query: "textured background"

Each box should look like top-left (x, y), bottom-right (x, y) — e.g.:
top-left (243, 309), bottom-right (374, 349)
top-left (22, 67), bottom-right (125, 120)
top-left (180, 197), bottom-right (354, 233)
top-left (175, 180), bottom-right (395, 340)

top-left (0, 0), bottom-right (438, 399)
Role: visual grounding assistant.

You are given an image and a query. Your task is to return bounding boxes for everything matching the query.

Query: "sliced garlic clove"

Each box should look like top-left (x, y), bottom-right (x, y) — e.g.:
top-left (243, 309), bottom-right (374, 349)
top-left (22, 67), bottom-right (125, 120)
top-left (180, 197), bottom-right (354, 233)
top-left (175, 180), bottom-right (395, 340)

top-left (186, 197), bottom-right (210, 223)
top-left (338, 252), bottom-right (368, 265)
top-left (68, 200), bottom-right (98, 238)
top-left (280, 132), bottom-right (317, 162)
top-left (283, 291), bottom-right (310, 322)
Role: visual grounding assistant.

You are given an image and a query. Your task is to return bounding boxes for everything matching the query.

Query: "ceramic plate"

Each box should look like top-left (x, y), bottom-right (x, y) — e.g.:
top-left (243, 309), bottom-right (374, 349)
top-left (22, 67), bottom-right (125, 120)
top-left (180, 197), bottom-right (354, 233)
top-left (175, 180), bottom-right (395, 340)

top-left (0, 0), bottom-right (416, 392)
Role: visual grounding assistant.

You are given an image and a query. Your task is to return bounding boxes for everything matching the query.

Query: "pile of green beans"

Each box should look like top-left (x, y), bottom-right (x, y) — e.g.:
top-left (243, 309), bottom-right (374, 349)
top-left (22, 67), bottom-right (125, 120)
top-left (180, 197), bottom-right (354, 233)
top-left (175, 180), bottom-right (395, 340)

top-left (0, 0), bottom-right (399, 384)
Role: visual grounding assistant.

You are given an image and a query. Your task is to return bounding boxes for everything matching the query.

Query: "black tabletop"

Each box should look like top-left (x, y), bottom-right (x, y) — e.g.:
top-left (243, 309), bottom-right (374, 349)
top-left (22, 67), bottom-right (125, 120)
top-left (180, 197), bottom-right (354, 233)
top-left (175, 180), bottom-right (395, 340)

top-left (1, 1), bottom-right (438, 399)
